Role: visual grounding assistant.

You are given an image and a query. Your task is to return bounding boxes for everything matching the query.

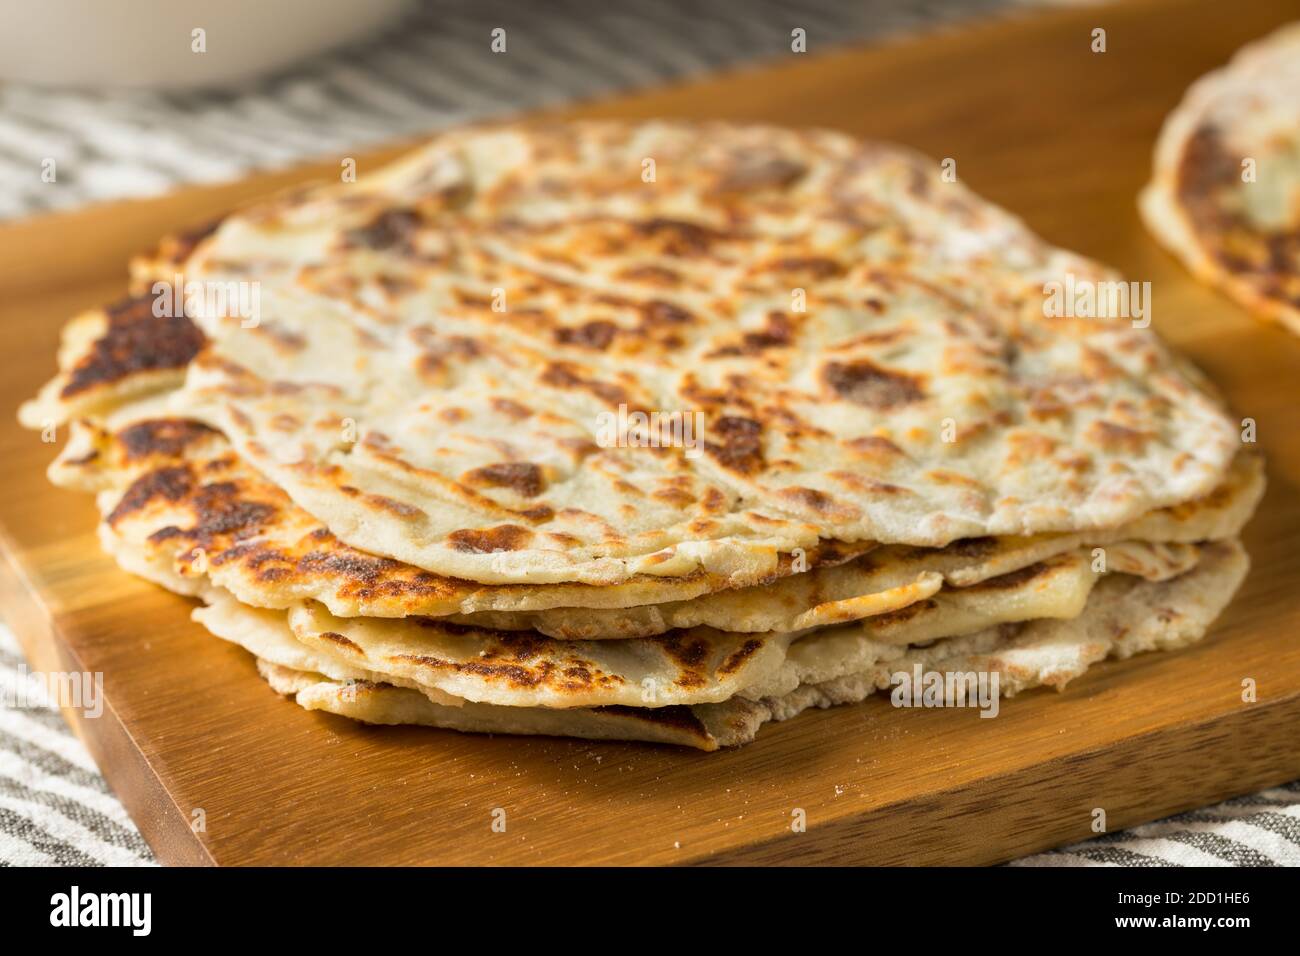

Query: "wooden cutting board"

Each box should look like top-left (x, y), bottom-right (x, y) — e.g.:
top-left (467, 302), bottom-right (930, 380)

top-left (2, 0), bottom-right (1299, 866)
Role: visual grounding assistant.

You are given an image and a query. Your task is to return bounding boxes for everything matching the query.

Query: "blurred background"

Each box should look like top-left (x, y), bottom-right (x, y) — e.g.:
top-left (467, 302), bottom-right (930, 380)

top-left (0, 0), bottom-right (1059, 220)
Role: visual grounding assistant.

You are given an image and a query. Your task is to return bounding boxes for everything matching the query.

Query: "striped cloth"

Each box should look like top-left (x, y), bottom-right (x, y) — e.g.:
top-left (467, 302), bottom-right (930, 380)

top-left (1013, 785), bottom-right (1300, 866)
top-left (0, 0), bottom-right (1021, 220)
top-left (0, 0), bottom-right (1295, 867)
top-left (0, 627), bottom-right (154, 866)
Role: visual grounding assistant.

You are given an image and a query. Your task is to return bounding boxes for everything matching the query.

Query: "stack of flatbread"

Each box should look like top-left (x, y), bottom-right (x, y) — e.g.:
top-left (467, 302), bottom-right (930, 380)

top-left (20, 123), bottom-right (1262, 750)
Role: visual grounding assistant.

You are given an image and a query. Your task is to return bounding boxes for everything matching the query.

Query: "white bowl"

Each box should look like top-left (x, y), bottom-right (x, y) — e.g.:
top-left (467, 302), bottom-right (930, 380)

top-left (0, 0), bottom-right (411, 90)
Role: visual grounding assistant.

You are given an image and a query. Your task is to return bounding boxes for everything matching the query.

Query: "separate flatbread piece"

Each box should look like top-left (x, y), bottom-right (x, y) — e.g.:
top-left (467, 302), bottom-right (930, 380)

top-left (237, 541), bottom-right (1248, 750)
top-left (56, 415), bottom-right (861, 616)
top-left (17, 297), bottom-right (205, 431)
top-left (125, 121), bottom-right (1239, 584)
top-left (56, 413), bottom-right (1263, 635)
top-left (189, 539), bottom-right (1217, 714)
top-left (1141, 23), bottom-right (1300, 334)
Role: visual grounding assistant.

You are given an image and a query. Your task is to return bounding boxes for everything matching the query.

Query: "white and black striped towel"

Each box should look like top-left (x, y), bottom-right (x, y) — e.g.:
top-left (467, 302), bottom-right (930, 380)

top-left (0, 0), bottom-right (1295, 867)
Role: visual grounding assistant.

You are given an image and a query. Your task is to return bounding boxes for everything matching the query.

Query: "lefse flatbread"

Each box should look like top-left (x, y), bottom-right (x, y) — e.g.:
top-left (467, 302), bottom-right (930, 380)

top-left (221, 541), bottom-right (1248, 750)
top-left (17, 120), bottom-right (1262, 751)
top-left (1141, 22), bottom-right (1300, 335)
top-left (118, 122), bottom-right (1239, 585)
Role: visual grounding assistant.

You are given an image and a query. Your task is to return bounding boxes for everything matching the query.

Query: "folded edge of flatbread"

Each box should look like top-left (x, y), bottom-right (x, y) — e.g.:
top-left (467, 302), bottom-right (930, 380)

top-left (218, 540), bottom-right (1246, 750)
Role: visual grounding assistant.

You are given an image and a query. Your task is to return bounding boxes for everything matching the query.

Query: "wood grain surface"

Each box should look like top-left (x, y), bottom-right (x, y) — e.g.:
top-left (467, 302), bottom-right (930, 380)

top-left (2, 0), bottom-right (1299, 866)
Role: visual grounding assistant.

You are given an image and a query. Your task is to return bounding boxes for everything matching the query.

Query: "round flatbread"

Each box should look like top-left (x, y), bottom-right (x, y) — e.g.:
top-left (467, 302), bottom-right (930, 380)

top-left (144, 121), bottom-right (1236, 584)
top-left (1141, 23), bottom-right (1300, 335)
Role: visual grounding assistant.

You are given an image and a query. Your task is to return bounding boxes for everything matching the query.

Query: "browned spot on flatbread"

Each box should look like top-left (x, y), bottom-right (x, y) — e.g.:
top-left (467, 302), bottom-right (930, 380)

top-left (106, 465), bottom-right (195, 525)
top-left (1152, 606), bottom-right (1184, 626)
top-left (870, 598), bottom-right (936, 627)
top-left (634, 630), bottom-right (716, 690)
top-left (799, 538), bottom-right (860, 568)
top-left (761, 256), bottom-right (845, 279)
top-left (202, 454), bottom-right (238, 473)
top-left (539, 361), bottom-right (629, 406)
top-left (363, 494), bottom-right (425, 519)
top-left (717, 639), bottom-right (764, 676)
top-left (254, 323), bottom-right (307, 353)
top-left (146, 480), bottom-right (278, 548)
top-left (117, 419), bottom-right (219, 461)
top-left (949, 536), bottom-right (997, 558)
top-left (446, 524), bottom-right (536, 554)
top-left (289, 546), bottom-right (447, 602)
top-left (1159, 474), bottom-right (1236, 521)
top-left (822, 359), bottom-right (925, 410)
top-left (491, 397), bottom-right (533, 420)
top-left (1086, 420), bottom-right (1152, 454)
top-left (640, 300), bottom-right (695, 327)
top-left (339, 679), bottom-right (383, 695)
top-left (630, 218), bottom-right (725, 256)
top-left (968, 558), bottom-right (1067, 592)
top-left (319, 631), bottom-right (364, 655)
top-left (1176, 125), bottom-right (1300, 310)
top-left (377, 273), bottom-right (417, 298)
top-left (616, 264), bottom-right (681, 285)
top-left (341, 208), bottom-right (422, 251)
top-left (827, 471), bottom-right (909, 496)
top-left (391, 643), bottom-right (625, 692)
top-left (417, 336), bottom-right (483, 383)
top-left (704, 416), bottom-right (764, 475)
top-left (846, 435), bottom-right (905, 459)
top-left (1177, 126), bottom-right (1247, 225)
top-left (782, 487), bottom-right (835, 513)
top-left (555, 320), bottom-right (617, 350)
top-left (708, 312), bottom-right (795, 357)
top-left (394, 653), bottom-right (552, 688)
top-left (713, 158), bottom-right (806, 194)
top-left (464, 462), bottom-right (545, 498)
top-left (61, 296), bottom-right (206, 398)
top-left (777, 485), bottom-right (860, 522)
top-left (595, 704), bottom-right (711, 740)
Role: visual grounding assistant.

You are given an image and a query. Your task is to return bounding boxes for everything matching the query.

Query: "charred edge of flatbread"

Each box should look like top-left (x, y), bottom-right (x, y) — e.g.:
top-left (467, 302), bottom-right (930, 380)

top-left (255, 658), bottom-right (721, 750)
top-left (59, 295), bottom-right (206, 401)
top-left (91, 417), bottom-right (866, 615)
top-left (133, 217), bottom-right (225, 281)
top-left (1174, 125), bottom-right (1300, 316)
